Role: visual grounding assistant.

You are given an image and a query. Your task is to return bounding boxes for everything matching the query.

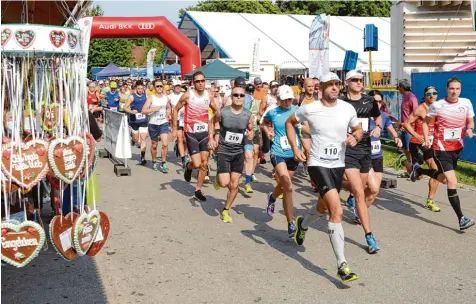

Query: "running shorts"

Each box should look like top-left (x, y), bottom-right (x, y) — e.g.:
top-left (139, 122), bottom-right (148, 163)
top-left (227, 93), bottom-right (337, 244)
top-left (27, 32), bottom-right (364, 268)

top-left (433, 149), bottom-right (462, 173)
top-left (270, 154), bottom-right (299, 171)
top-left (261, 129), bottom-right (271, 154)
top-left (244, 130), bottom-right (260, 151)
top-left (308, 166), bottom-right (345, 197)
top-left (371, 157), bottom-right (383, 173)
top-left (409, 142), bottom-right (433, 165)
top-left (130, 122), bottom-right (148, 134)
top-left (217, 152), bottom-right (245, 174)
top-left (345, 153), bottom-right (372, 173)
top-left (148, 122), bottom-right (169, 140)
top-left (185, 131), bottom-right (209, 156)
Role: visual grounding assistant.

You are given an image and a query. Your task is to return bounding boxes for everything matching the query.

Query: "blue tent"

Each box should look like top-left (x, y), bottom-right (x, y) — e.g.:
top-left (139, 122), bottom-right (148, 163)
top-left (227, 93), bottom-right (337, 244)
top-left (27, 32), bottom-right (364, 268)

top-left (95, 63), bottom-right (130, 80)
top-left (130, 68), bottom-right (147, 77)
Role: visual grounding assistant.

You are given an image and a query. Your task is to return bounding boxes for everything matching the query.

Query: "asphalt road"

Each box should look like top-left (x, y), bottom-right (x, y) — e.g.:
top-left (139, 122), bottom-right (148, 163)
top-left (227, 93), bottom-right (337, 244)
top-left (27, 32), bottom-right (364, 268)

top-left (2, 146), bottom-right (476, 304)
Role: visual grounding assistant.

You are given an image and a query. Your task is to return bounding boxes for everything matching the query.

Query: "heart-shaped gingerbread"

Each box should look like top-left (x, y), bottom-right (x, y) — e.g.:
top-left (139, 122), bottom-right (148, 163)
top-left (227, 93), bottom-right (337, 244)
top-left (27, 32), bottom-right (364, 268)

top-left (1, 139), bottom-right (50, 189)
top-left (1, 171), bottom-right (19, 193)
top-left (72, 210), bottom-right (100, 256)
top-left (49, 212), bottom-right (79, 261)
top-left (49, 30), bottom-right (65, 48)
top-left (14, 30), bottom-right (35, 49)
top-left (87, 211), bottom-right (110, 256)
top-left (1, 28), bottom-right (12, 47)
top-left (67, 32), bottom-right (78, 48)
top-left (80, 132), bottom-right (96, 179)
top-left (48, 136), bottom-right (88, 184)
top-left (1, 220), bottom-right (46, 268)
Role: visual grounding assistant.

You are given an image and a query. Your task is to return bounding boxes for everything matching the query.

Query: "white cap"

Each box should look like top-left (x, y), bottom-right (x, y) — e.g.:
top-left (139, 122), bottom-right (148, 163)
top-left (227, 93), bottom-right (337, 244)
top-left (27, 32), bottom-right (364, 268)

top-left (320, 72), bottom-right (341, 83)
top-left (172, 79), bottom-right (182, 86)
top-left (345, 69), bottom-right (363, 81)
top-left (277, 85), bottom-right (295, 100)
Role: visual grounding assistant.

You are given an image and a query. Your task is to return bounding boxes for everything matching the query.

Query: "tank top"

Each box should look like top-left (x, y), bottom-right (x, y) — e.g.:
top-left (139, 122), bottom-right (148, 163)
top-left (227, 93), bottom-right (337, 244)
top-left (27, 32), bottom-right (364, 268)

top-left (106, 91), bottom-right (120, 109)
top-left (120, 92), bottom-right (130, 112)
top-left (148, 94), bottom-right (169, 126)
top-left (265, 94), bottom-right (278, 110)
top-left (169, 93), bottom-right (184, 121)
top-left (87, 91), bottom-right (99, 109)
top-left (218, 106), bottom-right (251, 155)
top-left (299, 93), bottom-right (317, 106)
top-left (184, 90), bottom-right (210, 133)
top-left (410, 103), bottom-right (435, 144)
top-left (129, 93), bottom-right (148, 124)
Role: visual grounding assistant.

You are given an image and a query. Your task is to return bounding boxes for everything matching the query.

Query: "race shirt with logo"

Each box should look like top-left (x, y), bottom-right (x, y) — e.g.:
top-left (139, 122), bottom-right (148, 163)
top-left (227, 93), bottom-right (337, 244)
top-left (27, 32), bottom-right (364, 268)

top-left (184, 90), bottom-right (210, 133)
top-left (369, 110), bottom-right (392, 159)
top-left (428, 98), bottom-right (475, 151)
top-left (218, 106), bottom-right (251, 155)
top-left (129, 93), bottom-right (148, 124)
top-left (87, 91), bottom-right (99, 109)
top-left (148, 94), bottom-right (169, 126)
top-left (106, 90), bottom-right (120, 110)
top-left (410, 103), bottom-right (435, 145)
top-left (263, 105), bottom-right (301, 158)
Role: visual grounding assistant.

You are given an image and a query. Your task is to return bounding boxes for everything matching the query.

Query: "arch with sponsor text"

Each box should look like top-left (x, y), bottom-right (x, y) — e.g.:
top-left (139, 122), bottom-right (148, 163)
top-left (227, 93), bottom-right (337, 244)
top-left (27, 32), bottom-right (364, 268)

top-left (79, 16), bottom-right (201, 78)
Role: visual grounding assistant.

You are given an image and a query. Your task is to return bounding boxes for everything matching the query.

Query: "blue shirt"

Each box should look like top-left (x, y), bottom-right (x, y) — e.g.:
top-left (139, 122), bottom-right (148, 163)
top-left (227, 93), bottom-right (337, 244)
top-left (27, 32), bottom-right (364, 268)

top-left (106, 90), bottom-right (120, 108)
top-left (370, 111), bottom-right (392, 159)
top-left (264, 105), bottom-right (301, 158)
top-left (130, 93), bottom-right (148, 124)
top-left (244, 94), bottom-right (253, 111)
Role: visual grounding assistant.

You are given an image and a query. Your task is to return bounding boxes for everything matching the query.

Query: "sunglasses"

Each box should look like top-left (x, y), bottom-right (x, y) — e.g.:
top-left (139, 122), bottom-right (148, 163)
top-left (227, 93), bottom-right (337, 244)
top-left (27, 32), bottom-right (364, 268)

top-left (232, 93), bottom-right (245, 98)
top-left (194, 79), bottom-right (205, 84)
top-left (425, 92), bottom-right (438, 96)
top-left (271, 85), bottom-right (278, 88)
top-left (155, 85), bottom-right (163, 88)
top-left (350, 78), bottom-right (363, 83)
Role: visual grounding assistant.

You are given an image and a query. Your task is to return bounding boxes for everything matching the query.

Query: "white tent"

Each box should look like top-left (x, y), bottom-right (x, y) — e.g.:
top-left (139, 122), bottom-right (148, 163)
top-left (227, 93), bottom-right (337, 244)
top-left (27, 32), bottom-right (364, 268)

top-left (164, 11), bottom-right (391, 71)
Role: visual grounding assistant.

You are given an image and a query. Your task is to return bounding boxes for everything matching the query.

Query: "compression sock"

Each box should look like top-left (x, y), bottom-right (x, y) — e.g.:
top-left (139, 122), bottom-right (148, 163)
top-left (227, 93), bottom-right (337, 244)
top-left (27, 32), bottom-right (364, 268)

top-left (418, 168), bottom-right (440, 179)
top-left (181, 156), bottom-right (185, 162)
top-left (245, 175), bottom-right (252, 184)
top-left (140, 151), bottom-right (145, 160)
top-left (328, 222), bottom-right (346, 267)
top-left (301, 209), bottom-right (320, 229)
top-left (447, 189), bottom-right (464, 220)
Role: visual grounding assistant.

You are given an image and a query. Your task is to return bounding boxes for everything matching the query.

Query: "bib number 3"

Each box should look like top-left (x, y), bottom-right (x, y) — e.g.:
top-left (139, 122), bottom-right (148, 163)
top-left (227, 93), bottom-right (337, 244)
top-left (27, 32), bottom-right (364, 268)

top-left (225, 131), bottom-right (243, 144)
top-left (444, 128), bottom-right (461, 141)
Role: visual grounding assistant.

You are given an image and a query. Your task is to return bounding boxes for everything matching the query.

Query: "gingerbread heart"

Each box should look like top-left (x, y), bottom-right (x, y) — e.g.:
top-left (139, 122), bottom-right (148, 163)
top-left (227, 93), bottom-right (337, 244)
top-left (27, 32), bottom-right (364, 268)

top-left (1, 139), bottom-right (50, 189)
top-left (1, 220), bottom-right (46, 268)
top-left (1, 28), bottom-right (12, 47)
top-left (49, 30), bottom-right (65, 48)
top-left (72, 210), bottom-right (100, 256)
top-left (87, 211), bottom-right (110, 256)
top-left (49, 212), bottom-right (79, 261)
top-left (80, 132), bottom-right (96, 179)
top-left (14, 30), bottom-right (35, 48)
top-left (1, 171), bottom-right (19, 193)
top-left (48, 136), bottom-right (88, 184)
top-left (67, 32), bottom-right (78, 48)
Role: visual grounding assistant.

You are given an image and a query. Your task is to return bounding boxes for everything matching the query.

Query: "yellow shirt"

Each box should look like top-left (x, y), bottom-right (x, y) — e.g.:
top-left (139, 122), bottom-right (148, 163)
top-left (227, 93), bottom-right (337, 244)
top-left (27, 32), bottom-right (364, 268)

top-left (146, 89), bottom-right (155, 96)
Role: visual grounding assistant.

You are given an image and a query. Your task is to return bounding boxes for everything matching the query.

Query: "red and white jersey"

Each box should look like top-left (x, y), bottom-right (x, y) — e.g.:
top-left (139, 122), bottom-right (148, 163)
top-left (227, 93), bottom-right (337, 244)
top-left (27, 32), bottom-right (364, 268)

top-left (184, 89), bottom-right (210, 133)
top-left (428, 98), bottom-right (475, 151)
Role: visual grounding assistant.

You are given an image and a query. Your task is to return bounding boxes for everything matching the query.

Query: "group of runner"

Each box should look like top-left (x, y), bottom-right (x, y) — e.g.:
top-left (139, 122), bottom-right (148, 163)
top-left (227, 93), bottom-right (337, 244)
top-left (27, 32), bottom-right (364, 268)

top-left (101, 70), bottom-right (474, 283)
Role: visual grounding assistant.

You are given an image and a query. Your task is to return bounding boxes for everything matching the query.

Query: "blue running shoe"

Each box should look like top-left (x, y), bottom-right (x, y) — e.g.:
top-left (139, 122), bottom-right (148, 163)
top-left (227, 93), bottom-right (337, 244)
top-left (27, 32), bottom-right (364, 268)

top-left (460, 216), bottom-right (475, 230)
top-left (266, 192), bottom-right (275, 216)
top-left (288, 221), bottom-right (296, 238)
top-left (366, 233), bottom-right (380, 254)
top-left (346, 195), bottom-right (355, 209)
top-left (410, 163), bottom-right (421, 182)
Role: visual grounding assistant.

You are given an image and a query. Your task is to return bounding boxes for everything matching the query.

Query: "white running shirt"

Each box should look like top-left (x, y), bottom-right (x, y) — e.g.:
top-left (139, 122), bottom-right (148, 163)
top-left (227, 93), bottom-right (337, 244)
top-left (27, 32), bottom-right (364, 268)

top-left (295, 99), bottom-right (359, 168)
top-left (169, 93), bottom-right (184, 125)
top-left (148, 94), bottom-right (169, 126)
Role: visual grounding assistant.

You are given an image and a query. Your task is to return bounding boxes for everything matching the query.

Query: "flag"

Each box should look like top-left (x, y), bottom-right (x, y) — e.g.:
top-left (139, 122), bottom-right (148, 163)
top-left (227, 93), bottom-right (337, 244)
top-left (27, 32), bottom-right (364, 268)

top-left (308, 14), bottom-right (330, 78)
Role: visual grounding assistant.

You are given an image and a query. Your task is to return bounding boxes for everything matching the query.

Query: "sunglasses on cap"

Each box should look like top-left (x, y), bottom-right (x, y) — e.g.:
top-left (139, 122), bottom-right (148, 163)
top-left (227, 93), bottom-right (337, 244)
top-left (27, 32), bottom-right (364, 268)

top-left (194, 79), bottom-right (205, 84)
top-left (425, 92), bottom-right (438, 96)
top-left (155, 85), bottom-right (163, 88)
top-left (232, 93), bottom-right (245, 98)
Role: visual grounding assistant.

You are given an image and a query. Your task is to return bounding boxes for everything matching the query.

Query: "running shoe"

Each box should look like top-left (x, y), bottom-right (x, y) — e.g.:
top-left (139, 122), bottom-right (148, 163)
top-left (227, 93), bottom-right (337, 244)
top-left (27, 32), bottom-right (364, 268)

top-left (194, 190), bottom-right (206, 202)
top-left (366, 233), bottom-right (380, 254)
top-left (346, 195), bottom-right (355, 209)
top-left (213, 177), bottom-right (220, 191)
top-left (337, 262), bottom-right (358, 283)
top-left (459, 216), bottom-right (475, 230)
top-left (293, 216), bottom-right (308, 246)
top-left (181, 159), bottom-right (186, 169)
top-left (251, 174), bottom-right (258, 183)
top-left (184, 161), bottom-right (192, 182)
top-left (288, 221), bottom-right (296, 238)
top-left (259, 155), bottom-right (266, 165)
top-left (159, 162), bottom-right (169, 173)
top-left (410, 163), bottom-right (421, 182)
top-left (425, 199), bottom-right (441, 212)
top-left (243, 183), bottom-right (253, 193)
top-left (152, 162), bottom-right (159, 171)
top-left (139, 158), bottom-right (147, 166)
top-left (353, 207), bottom-right (361, 225)
top-left (221, 209), bottom-right (232, 223)
top-left (266, 192), bottom-right (275, 216)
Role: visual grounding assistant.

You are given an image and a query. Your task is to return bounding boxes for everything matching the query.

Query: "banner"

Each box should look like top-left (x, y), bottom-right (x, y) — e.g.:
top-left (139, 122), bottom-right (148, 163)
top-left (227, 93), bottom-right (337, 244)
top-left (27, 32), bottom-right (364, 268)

top-left (147, 48), bottom-right (157, 79)
top-left (250, 38), bottom-right (261, 74)
top-left (308, 14), bottom-right (330, 78)
top-left (104, 109), bottom-right (132, 160)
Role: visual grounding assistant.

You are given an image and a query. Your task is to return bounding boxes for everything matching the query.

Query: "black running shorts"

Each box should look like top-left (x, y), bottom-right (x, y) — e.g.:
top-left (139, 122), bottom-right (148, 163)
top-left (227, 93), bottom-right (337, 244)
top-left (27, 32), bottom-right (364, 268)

top-left (371, 157), bottom-right (383, 173)
top-left (185, 131), bottom-right (209, 156)
top-left (345, 153), bottom-right (372, 173)
top-left (409, 142), bottom-right (433, 165)
top-left (433, 149), bottom-right (462, 173)
top-left (217, 152), bottom-right (245, 174)
top-left (308, 166), bottom-right (345, 197)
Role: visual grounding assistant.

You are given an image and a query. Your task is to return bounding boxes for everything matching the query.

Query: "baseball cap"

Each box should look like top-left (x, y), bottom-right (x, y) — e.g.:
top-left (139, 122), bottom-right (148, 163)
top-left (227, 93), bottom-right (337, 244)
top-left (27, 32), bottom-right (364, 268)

top-left (98, 80), bottom-right (104, 85)
top-left (320, 72), bottom-right (341, 84)
top-left (345, 70), bottom-right (363, 81)
top-left (270, 80), bottom-right (279, 87)
top-left (253, 77), bottom-right (263, 85)
top-left (110, 81), bottom-right (117, 89)
top-left (277, 85), bottom-right (295, 100)
top-left (234, 77), bottom-right (247, 88)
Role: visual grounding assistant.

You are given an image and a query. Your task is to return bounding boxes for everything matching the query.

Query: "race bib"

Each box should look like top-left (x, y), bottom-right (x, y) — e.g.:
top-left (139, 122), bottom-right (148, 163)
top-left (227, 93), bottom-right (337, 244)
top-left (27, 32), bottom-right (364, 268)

top-left (193, 122), bottom-right (208, 133)
top-left (318, 143), bottom-right (341, 161)
top-left (280, 136), bottom-right (291, 150)
top-left (110, 107), bottom-right (118, 112)
top-left (357, 118), bottom-right (369, 132)
top-left (371, 140), bottom-right (381, 155)
top-left (428, 135), bottom-right (434, 146)
top-left (135, 113), bottom-right (145, 120)
top-left (225, 131), bottom-right (244, 144)
top-left (158, 109), bottom-right (166, 120)
top-left (444, 128), bottom-right (461, 141)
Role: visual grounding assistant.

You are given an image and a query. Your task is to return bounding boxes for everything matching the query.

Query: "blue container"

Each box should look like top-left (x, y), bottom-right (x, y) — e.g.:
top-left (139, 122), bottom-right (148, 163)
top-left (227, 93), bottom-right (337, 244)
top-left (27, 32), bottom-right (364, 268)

top-left (364, 24), bottom-right (378, 51)
top-left (343, 50), bottom-right (359, 71)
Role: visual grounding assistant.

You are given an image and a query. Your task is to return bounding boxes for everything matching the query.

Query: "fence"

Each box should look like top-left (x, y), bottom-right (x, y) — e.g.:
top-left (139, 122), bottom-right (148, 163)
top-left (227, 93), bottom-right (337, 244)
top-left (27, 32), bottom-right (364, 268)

top-left (103, 109), bottom-right (132, 176)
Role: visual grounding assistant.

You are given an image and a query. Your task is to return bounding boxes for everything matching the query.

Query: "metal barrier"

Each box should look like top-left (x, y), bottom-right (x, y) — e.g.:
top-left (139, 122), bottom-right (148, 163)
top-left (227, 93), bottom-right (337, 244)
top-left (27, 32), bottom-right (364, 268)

top-left (103, 109), bottom-right (132, 176)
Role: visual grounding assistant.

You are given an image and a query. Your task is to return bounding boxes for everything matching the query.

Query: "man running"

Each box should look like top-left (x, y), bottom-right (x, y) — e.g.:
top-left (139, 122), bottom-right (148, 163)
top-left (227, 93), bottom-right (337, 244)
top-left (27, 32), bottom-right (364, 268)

top-left (243, 82), bottom-right (261, 193)
top-left (212, 85), bottom-right (253, 223)
top-left (262, 85), bottom-right (301, 237)
top-left (403, 85), bottom-right (441, 212)
top-left (169, 80), bottom-right (188, 168)
top-left (287, 72), bottom-right (362, 282)
top-left (411, 77), bottom-right (475, 230)
top-left (397, 79), bottom-right (418, 178)
top-left (104, 81), bottom-right (120, 111)
top-left (172, 71), bottom-right (218, 201)
top-left (125, 81), bottom-right (148, 165)
top-left (342, 70), bottom-right (382, 254)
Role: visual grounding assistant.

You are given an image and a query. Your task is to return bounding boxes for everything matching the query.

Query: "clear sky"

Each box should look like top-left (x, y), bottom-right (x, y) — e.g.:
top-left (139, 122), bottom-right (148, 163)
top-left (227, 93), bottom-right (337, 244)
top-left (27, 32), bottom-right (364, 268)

top-left (98, 0), bottom-right (198, 25)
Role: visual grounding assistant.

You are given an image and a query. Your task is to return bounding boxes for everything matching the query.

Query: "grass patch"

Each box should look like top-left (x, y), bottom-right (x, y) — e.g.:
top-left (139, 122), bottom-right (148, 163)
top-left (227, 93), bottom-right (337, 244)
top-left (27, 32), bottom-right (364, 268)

top-left (382, 147), bottom-right (476, 187)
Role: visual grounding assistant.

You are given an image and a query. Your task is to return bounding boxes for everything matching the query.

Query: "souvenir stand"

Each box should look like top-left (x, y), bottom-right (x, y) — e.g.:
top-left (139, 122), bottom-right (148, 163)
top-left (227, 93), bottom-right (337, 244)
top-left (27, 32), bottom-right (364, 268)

top-left (1, 20), bottom-right (110, 267)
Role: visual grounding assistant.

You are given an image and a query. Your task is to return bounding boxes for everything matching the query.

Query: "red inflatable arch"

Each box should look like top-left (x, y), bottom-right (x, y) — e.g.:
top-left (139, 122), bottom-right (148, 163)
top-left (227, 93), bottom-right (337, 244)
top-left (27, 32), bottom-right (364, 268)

top-left (87, 16), bottom-right (201, 78)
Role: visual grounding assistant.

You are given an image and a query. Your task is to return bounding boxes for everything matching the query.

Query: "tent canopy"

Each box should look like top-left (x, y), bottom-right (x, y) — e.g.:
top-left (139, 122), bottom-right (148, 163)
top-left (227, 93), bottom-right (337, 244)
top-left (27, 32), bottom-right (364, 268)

top-left (96, 63), bottom-right (130, 79)
top-left (185, 60), bottom-right (248, 80)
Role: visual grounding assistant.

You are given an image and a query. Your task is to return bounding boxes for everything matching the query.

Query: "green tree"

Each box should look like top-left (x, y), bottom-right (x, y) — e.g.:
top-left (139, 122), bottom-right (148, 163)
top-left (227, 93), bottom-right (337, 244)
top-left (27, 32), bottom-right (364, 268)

top-left (179, 0), bottom-right (280, 19)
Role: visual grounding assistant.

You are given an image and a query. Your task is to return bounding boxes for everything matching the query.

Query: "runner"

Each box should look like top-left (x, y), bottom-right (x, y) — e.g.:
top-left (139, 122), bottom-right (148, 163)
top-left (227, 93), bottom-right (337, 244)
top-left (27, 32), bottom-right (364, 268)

top-left (119, 83), bottom-right (130, 113)
top-left (261, 85), bottom-right (301, 237)
top-left (142, 79), bottom-right (171, 173)
top-left (411, 77), bottom-right (475, 230)
top-left (104, 81), bottom-right (120, 111)
top-left (125, 81), bottom-right (149, 165)
top-left (287, 72), bottom-right (362, 282)
top-left (259, 81), bottom-right (279, 164)
top-left (397, 79), bottom-right (418, 178)
top-left (243, 81), bottom-right (261, 193)
top-left (341, 70), bottom-right (382, 254)
top-left (172, 71), bottom-right (218, 202)
top-left (169, 80), bottom-right (188, 168)
top-left (86, 81), bottom-right (103, 122)
top-left (212, 85), bottom-right (254, 223)
top-left (402, 85), bottom-right (441, 212)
